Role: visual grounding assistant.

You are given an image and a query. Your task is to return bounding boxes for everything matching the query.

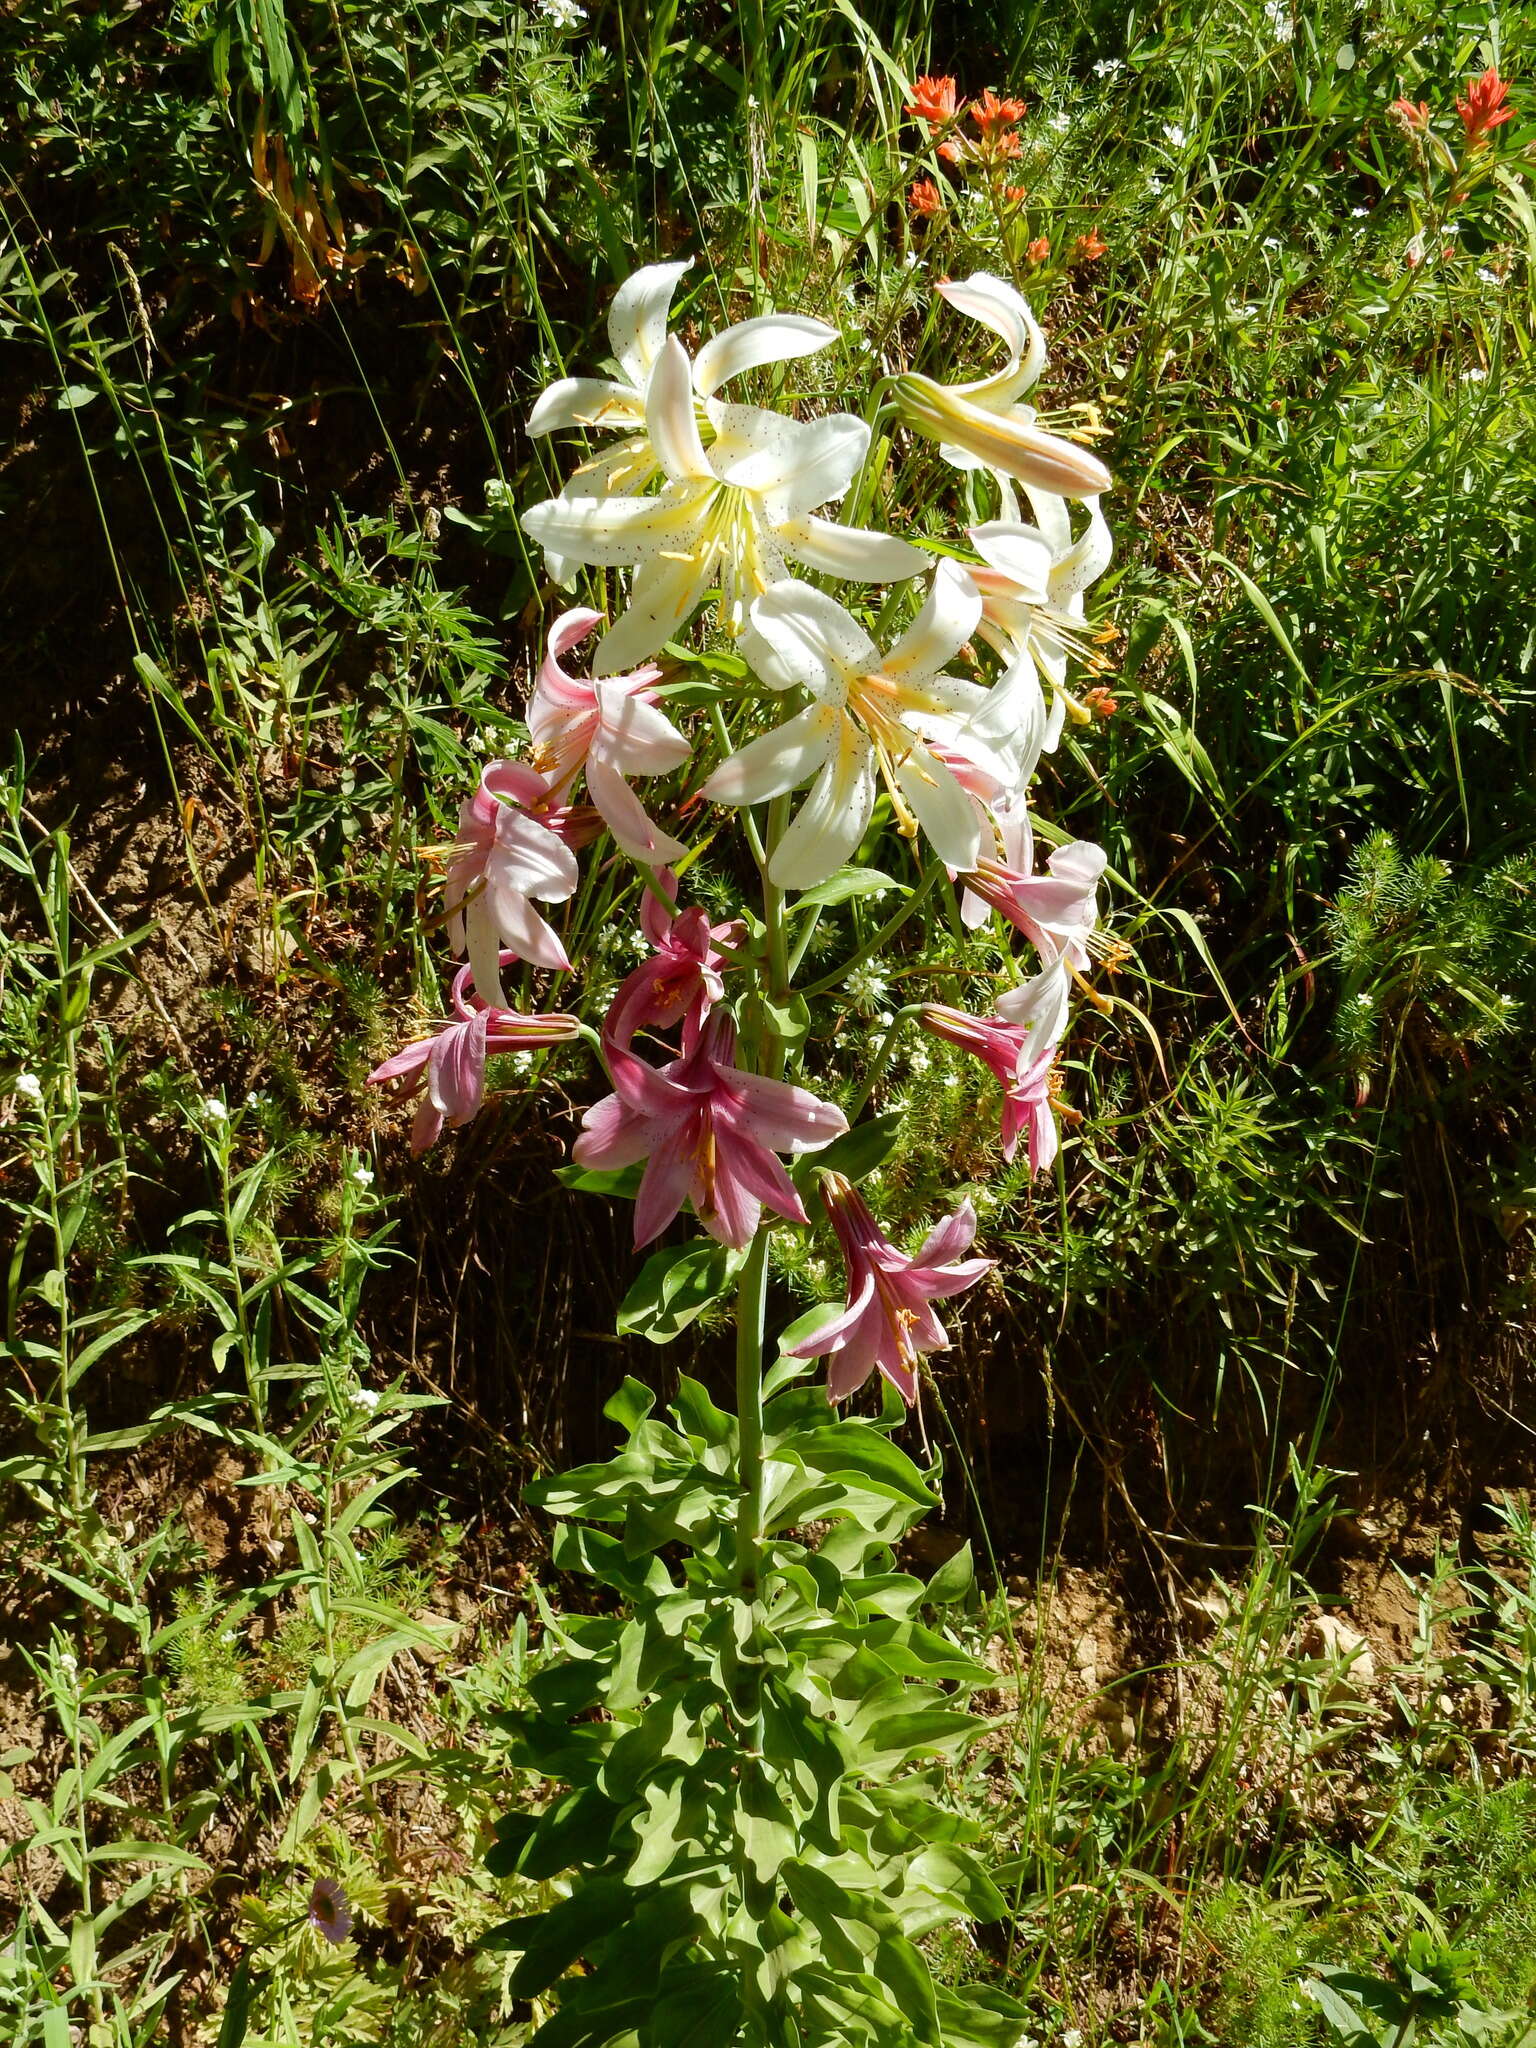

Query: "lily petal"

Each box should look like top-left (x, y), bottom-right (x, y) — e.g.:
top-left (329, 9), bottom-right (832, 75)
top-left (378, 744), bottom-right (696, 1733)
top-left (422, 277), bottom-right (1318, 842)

top-left (768, 723), bottom-right (877, 889)
top-left (742, 580), bottom-right (877, 697)
top-left (891, 743), bottom-right (984, 872)
top-left (703, 701), bottom-right (839, 804)
top-left (779, 514), bottom-right (929, 583)
top-left (595, 546), bottom-right (717, 673)
top-left (528, 377), bottom-right (646, 438)
top-left (585, 755), bottom-right (687, 864)
top-left (594, 686), bottom-right (691, 775)
top-left (647, 335), bottom-right (714, 483)
top-left (884, 558), bottom-right (983, 684)
top-left (608, 258), bottom-right (692, 388)
top-left (936, 272), bottom-right (1047, 406)
top-left (693, 313), bottom-right (838, 397)
top-left (522, 480), bottom-right (714, 570)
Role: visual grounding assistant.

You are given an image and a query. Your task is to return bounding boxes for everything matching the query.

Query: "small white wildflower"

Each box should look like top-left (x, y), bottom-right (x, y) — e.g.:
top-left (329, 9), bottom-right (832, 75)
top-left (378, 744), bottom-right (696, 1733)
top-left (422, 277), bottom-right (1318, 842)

top-left (940, 1070), bottom-right (960, 1088)
top-left (901, 251), bottom-right (925, 272)
top-left (1146, 174), bottom-right (1165, 194)
top-left (350, 1387), bottom-right (382, 1413)
top-left (1092, 58), bottom-right (1124, 78)
top-left (1477, 266), bottom-right (1501, 284)
top-left (58, 1650), bottom-right (78, 1677)
top-left (909, 1048), bottom-right (931, 1075)
top-left (536, 0), bottom-right (585, 26)
top-left (220, 1628), bottom-right (239, 1644)
top-left (1355, 991), bottom-right (1373, 1006)
top-left (468, 730), bottom-right (488, 754)
top-left (875, 1010), bottom-right (895, 1030)
top-left (302, 1510), bottom-right (317, 1525)
top-left (1163, 121), bottom-right (1187, 146)
top-left (202, 1096), bottom-right (227, 1121)
top-left (509, 1050), bottom-right (535, 1071)
top-left (1262, 236), bottom-right (1282, 250)
top-left (1351, 206), bottom-right (1369, 218)
top-left (1264, 0), bottom-right (1294, 39)
top-left (1048, 111), bottom-right (1070, 132)
top-left (1464, 366), bottom-right (1488, 381)
top-left (1063, 2033), bottom-right (1084, 2047)
top-left (845, 963), bottom-right (890, 1013)
top-left (244, 1089), bottom-right (265, 1106)
top-left (14, 1072), bottom-right (42, 1102)
top-left (351, 1165), bottom-right (375, 1188)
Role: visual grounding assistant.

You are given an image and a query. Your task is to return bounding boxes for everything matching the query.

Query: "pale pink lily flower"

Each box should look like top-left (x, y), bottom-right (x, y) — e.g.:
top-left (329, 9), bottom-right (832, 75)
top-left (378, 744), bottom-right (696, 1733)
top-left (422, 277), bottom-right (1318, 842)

top-left (443, 760), bottom-right (599, 1005)
top-left (529, 609), bottom-right (691, 865)
top-left (573, 1010), bottom-right (847, 1249)
top-left (787, 1173), bottom-right (993, 1405)
top-left (920, 1005), bottom-right (1058, 1173)
top-left (963, 837), bottom-right (1106, 971)
top-left (606, 869), bottom-right (744, 1053)
top-left (366, 961), bottom-right (580, 1155)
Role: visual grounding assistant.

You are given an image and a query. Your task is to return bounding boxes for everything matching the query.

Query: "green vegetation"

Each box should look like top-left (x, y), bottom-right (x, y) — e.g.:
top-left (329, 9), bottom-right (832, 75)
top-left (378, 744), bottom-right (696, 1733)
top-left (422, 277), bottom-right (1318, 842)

top-left (3, 0), bottom-right (1536, 2040)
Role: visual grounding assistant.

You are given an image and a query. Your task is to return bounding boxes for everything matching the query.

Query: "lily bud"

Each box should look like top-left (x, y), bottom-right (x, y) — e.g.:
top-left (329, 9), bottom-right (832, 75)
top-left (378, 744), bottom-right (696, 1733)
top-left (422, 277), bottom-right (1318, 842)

top-left (893, 373), bottom-right (1114, 498)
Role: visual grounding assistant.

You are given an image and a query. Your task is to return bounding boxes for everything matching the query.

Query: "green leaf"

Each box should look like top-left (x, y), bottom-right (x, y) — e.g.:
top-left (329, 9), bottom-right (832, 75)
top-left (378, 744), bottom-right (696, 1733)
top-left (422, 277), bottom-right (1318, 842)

top-left (792, 1112), bottom-right (902, 1192)
top-left (789, 867), bottom-right (900, 911)
top-left (924, 1541), bottom-right (975, 1608)
top-left (603, 1378), bottom-right (655, 1433)
top-left (774, 1422), bottom-right (936, 1510)
top-left (616, 1241), bottom-right (744, 1344)
top-left (556, 1161), bottom-right (644, 1199)
top-left (489, 1876), bottom-right (635, 1993)
top-left (644, 1963), bottom-right (743, 2047)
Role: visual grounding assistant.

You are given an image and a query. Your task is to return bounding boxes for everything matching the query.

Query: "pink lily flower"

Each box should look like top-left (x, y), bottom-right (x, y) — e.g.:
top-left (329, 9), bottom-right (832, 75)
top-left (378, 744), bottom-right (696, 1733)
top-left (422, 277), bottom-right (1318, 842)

top-left (606, 869), bottom-right (745, 1054)
top-left (573, 1010), bottom-right (847, 1249)
top-left (920, 1005), bottom-right (1058, 1173)
top-left (529, 609), bottom-right (691, 865)
top-left (962, 836), bottom-right (1106, 968)
top-left (787, 1173), bottom-right (993, 1405)
top-left (366, 961), bottom-right (580, 1154)
top-left (443, 760), bottom-right (600, 1005)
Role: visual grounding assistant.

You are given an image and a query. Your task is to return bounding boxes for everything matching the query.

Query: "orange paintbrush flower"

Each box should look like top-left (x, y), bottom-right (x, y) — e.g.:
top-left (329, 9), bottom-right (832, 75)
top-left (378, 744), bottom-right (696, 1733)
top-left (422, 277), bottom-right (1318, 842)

top-left (907, 74), bottom-right (959, 126)
top-left (1073, 228), bottom-right (1108, 261)
top-left (1457, 66), bottom-right (1516, 147)
top-left (971, 87), bottom-right (1026, 137)
top-left (909, 177), bottom-right (943, 215)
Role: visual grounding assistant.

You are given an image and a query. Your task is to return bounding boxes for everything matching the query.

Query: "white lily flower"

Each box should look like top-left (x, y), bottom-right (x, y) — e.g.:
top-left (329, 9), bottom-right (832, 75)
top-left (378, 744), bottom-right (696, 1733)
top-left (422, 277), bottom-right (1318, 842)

top-left (523, 336), bottom-right (926, 672)
top-left (960, 478), bottom-right (1113, 779)
top-left (526, 259), bottom-right (846, 580)
top-left (893, 272), bottom-right (1113, 499)
top-left (701, 561), bottom-right (1008, 890)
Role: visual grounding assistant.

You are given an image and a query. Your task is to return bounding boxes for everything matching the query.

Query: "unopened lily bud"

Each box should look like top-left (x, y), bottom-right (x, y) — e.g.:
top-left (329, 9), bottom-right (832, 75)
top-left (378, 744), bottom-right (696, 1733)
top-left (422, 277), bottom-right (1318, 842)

top-left (892, 373), bottom-right (1114, 498)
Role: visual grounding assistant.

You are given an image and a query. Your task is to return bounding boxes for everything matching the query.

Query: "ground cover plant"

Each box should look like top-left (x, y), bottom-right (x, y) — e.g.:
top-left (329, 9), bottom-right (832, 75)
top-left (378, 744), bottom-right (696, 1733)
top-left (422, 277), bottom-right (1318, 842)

top-left (3, 0), bottom-right (1536, 2040)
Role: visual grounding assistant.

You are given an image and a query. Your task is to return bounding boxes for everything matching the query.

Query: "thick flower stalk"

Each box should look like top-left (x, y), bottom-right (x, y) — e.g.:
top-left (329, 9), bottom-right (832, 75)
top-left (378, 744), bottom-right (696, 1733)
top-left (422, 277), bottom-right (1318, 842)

top-left (787, 1173), bottom-right (993, 1404)
top-left (701, 562), bottom-right (1006, 889)
top-left (524, 335), bottom-right (925, 672)
top-left (366, 961), bottom-right (580, 1154)
top-left (920, 1004), bottom-right (1059, 1172)
top-left (528, 608), bottom-right (691, 864)
top-left (893, 272), bottom-right (1113, 498)
top-left (573, 1011), bottom-right (847, 1248)
top-left (443, 760), bottom-right (599, 1003)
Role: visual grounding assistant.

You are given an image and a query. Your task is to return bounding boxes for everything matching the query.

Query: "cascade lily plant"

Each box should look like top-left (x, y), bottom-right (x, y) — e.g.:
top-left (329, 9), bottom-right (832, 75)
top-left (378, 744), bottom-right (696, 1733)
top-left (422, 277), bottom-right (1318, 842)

top-left (894, 271), bottom-right (1113, 498)
top-left (367, 258), bottom-right (1125, 2045)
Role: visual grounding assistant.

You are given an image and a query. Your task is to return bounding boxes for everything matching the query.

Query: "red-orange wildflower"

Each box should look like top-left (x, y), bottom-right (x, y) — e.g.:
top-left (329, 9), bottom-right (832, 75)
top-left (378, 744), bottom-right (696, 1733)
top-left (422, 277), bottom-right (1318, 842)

top-left (1003, 185), bottom-right (1028, 205)
top-left (1073, 228), bottom-right (1108, 261)
top-left (1082, 686), bottom-right (1118, 719)
top-left (1457, 66), bottom-right (1515, 147)
top-left (1388, 95), bottom-right (1431, 133)
top-left (907, 75), bottom-right (959, 127)
top-left (1026, 235), bottom-right (1051, 263)
top-left (971, 87), bottom-right (1026, 137)
top-left (937, 138), bottom-right (966, 165)
top-left (909, 178), bottom-right (943, 216)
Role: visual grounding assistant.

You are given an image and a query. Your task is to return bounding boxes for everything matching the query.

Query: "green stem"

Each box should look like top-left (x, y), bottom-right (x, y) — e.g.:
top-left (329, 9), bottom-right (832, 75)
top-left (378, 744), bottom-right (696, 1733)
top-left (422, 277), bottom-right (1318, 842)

top-left (732, 1228), bottom-right (771, 1600)
top-left (801, 864), bottom-right (940, 1001)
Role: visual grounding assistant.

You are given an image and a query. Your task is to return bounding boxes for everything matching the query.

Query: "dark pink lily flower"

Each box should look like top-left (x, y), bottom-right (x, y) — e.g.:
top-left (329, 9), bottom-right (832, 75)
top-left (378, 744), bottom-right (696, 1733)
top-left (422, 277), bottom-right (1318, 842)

top-left (787, 1172), bottom-right (993, 1405)
top-left (606, 868), bottom-right (746, 1054)
top-left (529, 609), bottom-right (691, 865)
top-left (367, 960), bottom-right (580, 1154)
top-left (444, 760), bottom-right (601, 1005)
top-left (920, 1004), bottom-right (1058, 1173)
top-left (573, 1010), bottom-right (847, 1249)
